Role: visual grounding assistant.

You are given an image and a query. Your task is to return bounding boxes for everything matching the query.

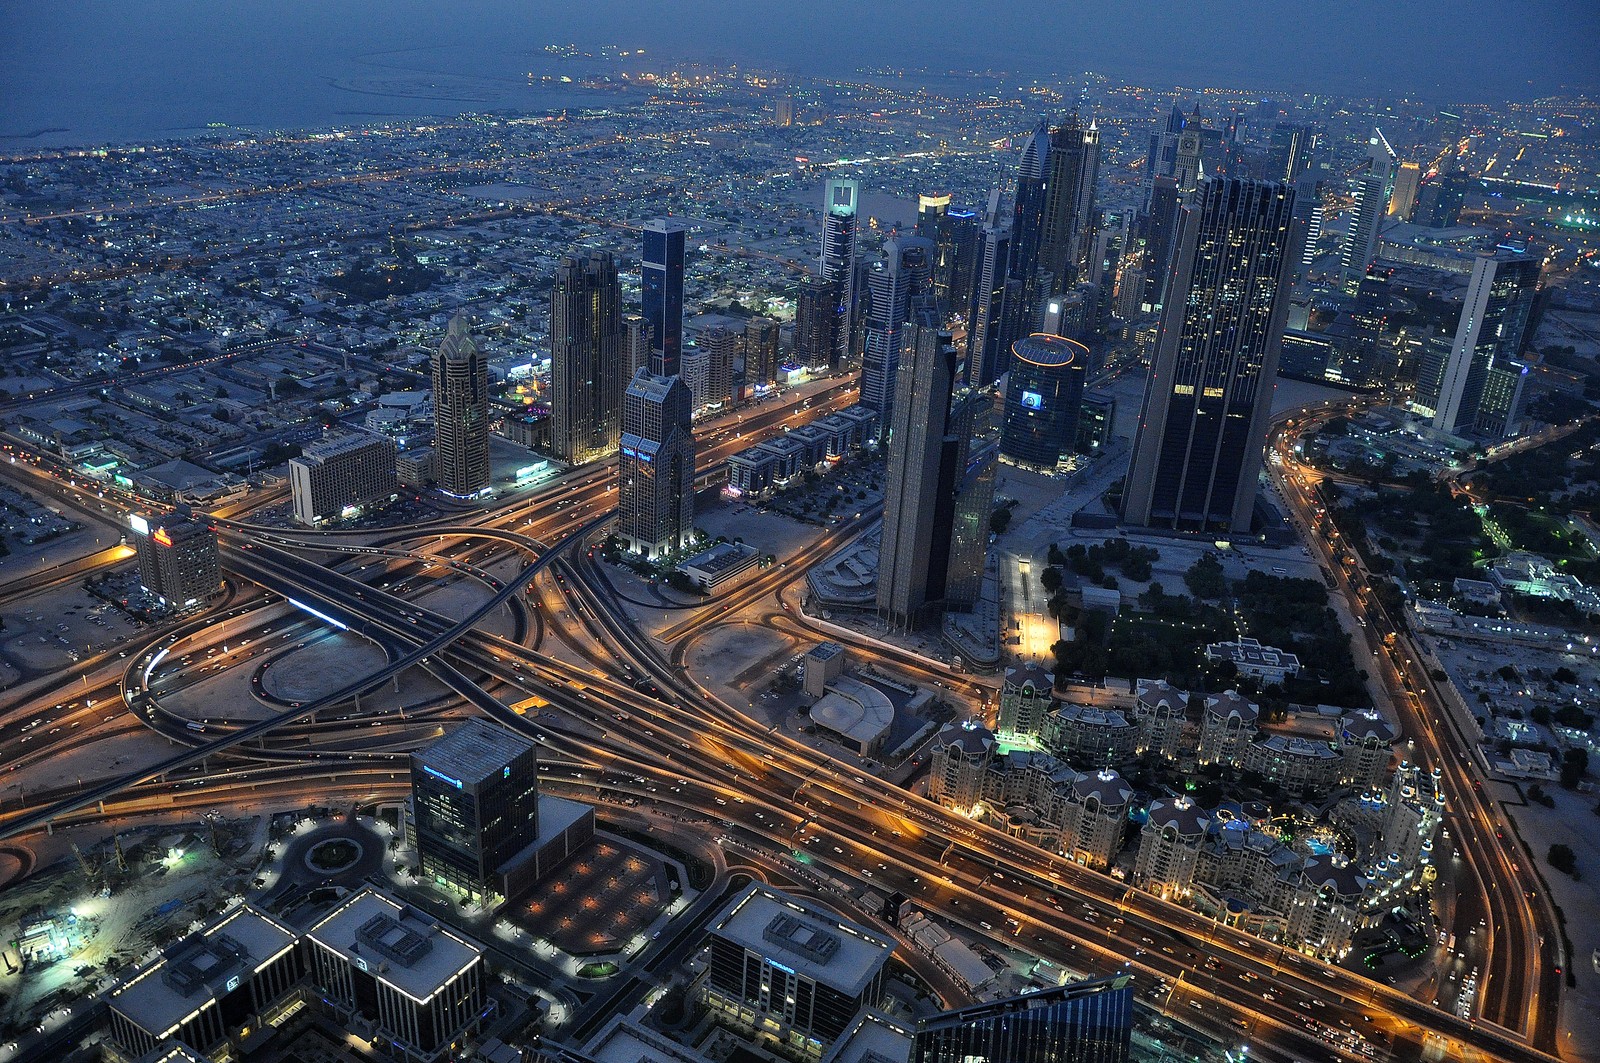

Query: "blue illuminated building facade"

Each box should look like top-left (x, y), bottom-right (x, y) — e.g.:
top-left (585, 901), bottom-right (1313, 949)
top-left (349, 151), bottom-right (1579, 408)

top-left (913, 977), bottom-right (1134, 1063)
top-left (642, 218), bottom-right (687, 377)
top-left (410, 718), bottom-right (540, 899)
top-left (1000, 333), bottom-right (1089, 470)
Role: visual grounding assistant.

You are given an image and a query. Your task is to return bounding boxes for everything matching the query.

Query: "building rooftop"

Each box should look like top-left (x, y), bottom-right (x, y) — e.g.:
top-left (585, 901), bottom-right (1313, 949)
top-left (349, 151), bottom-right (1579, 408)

top-left (811, 676), bottom-right (895, 746)
top-left (1206, 637), bottom-right (1301, 674)
top-left (571, 1016), bottom-right (710, 1063)
top-left (413, 717), bottom-right (534, 788)
top-left (820, 1009), bottom-right (914, 1063)
top-left (708, 884), bottom-right (894, 999)
top-left (305, 887), bottom-right (483, 1004)
top-left (680, 541), bottom-right (758, 577)
top-left (109, 905), bottom-right (297, 1039)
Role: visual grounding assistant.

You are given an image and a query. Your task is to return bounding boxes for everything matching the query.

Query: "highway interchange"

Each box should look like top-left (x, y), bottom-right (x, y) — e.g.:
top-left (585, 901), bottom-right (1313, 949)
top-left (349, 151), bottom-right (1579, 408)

top-left (0, 386), bottom-right (1569, 1063)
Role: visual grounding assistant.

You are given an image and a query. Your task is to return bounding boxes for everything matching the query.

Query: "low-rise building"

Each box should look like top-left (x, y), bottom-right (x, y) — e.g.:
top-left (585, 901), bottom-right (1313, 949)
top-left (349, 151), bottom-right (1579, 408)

top-left (289, 429), bottom-right (398, 525)
top-left (702, 884), bottom-right (894, 1055)
top-left (304, 887), bottom-right (490, 1063)
top-left (1205, 637), bottom-right (1301, 685)
top-left (679, 541), bottom-right (760, 591)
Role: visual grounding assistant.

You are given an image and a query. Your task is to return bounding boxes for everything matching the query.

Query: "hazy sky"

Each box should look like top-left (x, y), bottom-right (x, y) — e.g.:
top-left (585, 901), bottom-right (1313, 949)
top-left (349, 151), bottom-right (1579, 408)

top-left (1, 0), bottom-right (1593, 144)
top-left (6, 0), bottom-right (1596, 99)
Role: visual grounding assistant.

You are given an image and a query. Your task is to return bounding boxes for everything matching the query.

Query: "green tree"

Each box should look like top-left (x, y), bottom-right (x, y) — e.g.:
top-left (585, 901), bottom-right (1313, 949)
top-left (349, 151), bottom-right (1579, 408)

top-left (1184, 554), bottom-right (1227, 599)
top-left (1561, 748), bottom-right (1589, 790)
top-left (1548, 843), bottom-right (1577, 876)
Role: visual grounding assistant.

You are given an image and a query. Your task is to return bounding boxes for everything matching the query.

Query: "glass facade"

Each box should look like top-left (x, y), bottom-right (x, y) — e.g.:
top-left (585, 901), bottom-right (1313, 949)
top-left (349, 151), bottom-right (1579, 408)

top-left (1000, 333), bottom-right (1089, 470)
top-left (642, 220), bottom-right (686, 377)
top-left (913, 977), bottom-right (1134, 1063)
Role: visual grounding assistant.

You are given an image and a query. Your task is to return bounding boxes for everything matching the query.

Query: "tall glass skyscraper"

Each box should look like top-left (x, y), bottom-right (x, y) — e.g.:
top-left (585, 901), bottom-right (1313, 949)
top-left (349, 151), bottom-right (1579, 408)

top-left (621, 219), bottom-right (696, 557)
top-left (642, 218), bottom-right (688, 376)
top-left (913, 976), bottom-right (1134, 1063)
top-left (550, 250), bottom-right (624, 465)
top-left (966, 222), bottom-right (1013, 387)
top-left (432, 315), bottom-right (491, 498)
top-left (861, 236), bottom-right (936, 416)
top-left (1433, 250), bottom-right (1540, 439)
top-left (1122, 178), bottom-right (1299, 534)
top-left (879, 303), bottom-right (984, 630)
top-left (996, 119), bottom-right (1052, 377)
top-left (1040, 113), bottom-right (1101, 295)
top-left (820, 178), bottom-right (861, 369)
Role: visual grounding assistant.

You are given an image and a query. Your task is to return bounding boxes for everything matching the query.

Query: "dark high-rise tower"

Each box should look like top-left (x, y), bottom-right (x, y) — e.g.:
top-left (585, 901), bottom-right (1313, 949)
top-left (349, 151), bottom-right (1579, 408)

top-left (1000, 333), bottom-right (1089, 471)
top-left (997, 119), bottom-right (1052, 373)
top-left (550, 250), bottom-right (624, 465)
top-left (411, 718), bottom-right (539, 900)
top-left (966, 220), bottom-right (1013, 386)
top-left (820, 178), bottom-right (861, 368)
top-left (432, 315), bottom-right (491, 498)
top-left (794, 272), bottom-right (841, 371)
top-left (1433, 250), bottom-right (1540, 438)
top-left (741, 317), bottom-right (780, 391)
top-left (1040, 114), bottom-right (1101, 294)
top-left (878, 302), bottom-right (983, 630)
top-left (1123, 178), bottom-right (1299, 534)
top-left (913, 977), bottom-right (1134, 1063)
top-left (621, 220), bottom-right (696, 557)
top-left (860, 236), bottom-right (936, 416)
top-left (642, 218), bottom-right (688, 376)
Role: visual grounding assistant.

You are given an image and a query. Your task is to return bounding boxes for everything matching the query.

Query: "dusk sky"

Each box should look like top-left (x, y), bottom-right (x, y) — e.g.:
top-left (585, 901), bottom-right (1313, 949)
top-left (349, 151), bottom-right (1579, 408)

top-left (5, 0), bottom-right (1596, 115)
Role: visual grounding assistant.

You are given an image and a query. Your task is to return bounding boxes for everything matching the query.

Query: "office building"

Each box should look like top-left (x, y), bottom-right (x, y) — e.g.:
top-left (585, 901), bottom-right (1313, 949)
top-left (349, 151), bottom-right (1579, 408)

top-left (912, 977), bottom-right (1134, 1063)
top-left (131, 507), bottom-right (222, 610)
top-left (621, 220), bottom-right (697, 557)
top-left (618, 370), bottom-right (696, 557)
top-left (743, 316), bottom-right (781, 389)
top-left (1122, 178), bottom-right (1298, 534)
top-left (1000, 333), bottom-right (1089, 471)
top-left (1138, 176), bottom-right (1183, 313)
top-left (1145, 104), bottom-right (1188, 193)
top-left (1340, 131), bottom-right (1396, 288)
top-left (965, 220), bottom-right (1013, 386)
top-left (703, 883), bottom-right (894, 1054)
top-left (1389, 161), bottom-right (1422, 220)
top-left (1040, 114), bottom-right (1101, 293)
top-left (622, 312), bottom-right (653, 380)
top-left (1433, 250), bottom-right (1540, 438)
top-left (1413, 173), bottom-right (1469, 228)
top-left (305, 888), bottom-right (488, 1063)
top-left (701, 324), bottom-right (738, 409)
top-left (878, 305), bottom-right (982, 629)
top-left (1268, 122), bottom-right (1317, 183)
top-left (774, 96), bottom-right (795, 126)
top-left (795, 273), bottom-right (842, 371)
top-left (820, 179), bottom-right (861, 368)
top-left (432, 315), bottom-right (491, 498)
top-left (642, 218), bottom-right (688, 377)
top-left (550, 250), bottom-right (625, 465)
top-left (289, 429), bottom-right (398, 525)
top-left (860, 236), bottom-right (936, 415)
top-left (994, 120), bottom-right (1052, 377)
top-left (411, 718), bottom-right (540, 899)
top-left (946, 445), bottom-right (997, 612)
top-left (106, 905), bottom-right (303, 1063)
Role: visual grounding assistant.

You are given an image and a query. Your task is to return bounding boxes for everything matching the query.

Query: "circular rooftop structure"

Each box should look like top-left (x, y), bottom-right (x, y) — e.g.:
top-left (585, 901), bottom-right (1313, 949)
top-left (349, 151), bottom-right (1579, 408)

top-left (1012, 333), bottom-right (1088, 368)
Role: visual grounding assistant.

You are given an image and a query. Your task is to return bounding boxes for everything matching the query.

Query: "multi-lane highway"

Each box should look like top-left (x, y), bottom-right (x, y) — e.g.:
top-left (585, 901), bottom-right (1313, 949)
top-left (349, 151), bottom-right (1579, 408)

top-left (0, 383), bottom-right (1567, 1062)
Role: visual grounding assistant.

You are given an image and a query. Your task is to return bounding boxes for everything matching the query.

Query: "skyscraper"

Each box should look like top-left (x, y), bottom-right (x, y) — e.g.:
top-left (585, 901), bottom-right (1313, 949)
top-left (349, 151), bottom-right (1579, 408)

top-left (913, 977), bottom-right (1134, 1063)
top-left (549, 250), bottom-right (624, 465)
top-left (1389, 160), bottom-right (1422, 221)
top-left (642, 218), bottom-right (688, 376)
top-left (620, 220), bottom-right (696, 557)
top-left (741, 316), bottom-right (780, 390)
top-left (997, 119), bottom-right (1052, 372)
top-left (622, 312), bottom-right (653, 380)
top-left (1122, 178), bottom-right (1299, 534)
top-left (879, 304), bottom-right (983, 630)
top-left (1040, 114), bottom-right (1101, 294)
top-left (794, 272), bottom-right (841, 371)
top-left (131, 507), bottom-right (222, 610)
top-left (1000, 333), bottom-right (1089, 471)
top-left (1340, 131), bottom-right (1396, 288)
top-left (966, 221), bottom-right (1013, 386)
top-left (1269, 122), bottom-right (1317, 183)
top-left (1145, 104), bottom-right (1188, 194)
top-left (411, 718), bottom-right (539, 900)
top-left (820, 178), bottom-right (860, 368)
top-left (432, 315), bottom-right (491, 498)
top-left (1138, 175), bottom-right (1183, 313)
top-left (700, 324), bottom-right (738, 409)
top-left (1432, 250), bottom-right (1540, 438)
top-left (860, 236), bottom-right (936, 415)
